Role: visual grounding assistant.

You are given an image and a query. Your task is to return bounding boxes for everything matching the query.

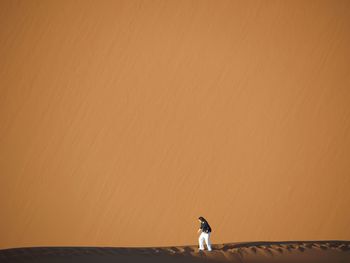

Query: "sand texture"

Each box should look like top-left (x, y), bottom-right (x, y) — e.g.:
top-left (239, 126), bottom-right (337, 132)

top-left (1, 0), bottom-right (350, 250)
top-left (1, 241), bottom-right (350, 263)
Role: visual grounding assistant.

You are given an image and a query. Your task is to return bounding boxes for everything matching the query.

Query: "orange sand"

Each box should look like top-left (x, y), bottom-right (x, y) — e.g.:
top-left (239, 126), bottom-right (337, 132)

top-left (1, 0), bottom-right (350, 249)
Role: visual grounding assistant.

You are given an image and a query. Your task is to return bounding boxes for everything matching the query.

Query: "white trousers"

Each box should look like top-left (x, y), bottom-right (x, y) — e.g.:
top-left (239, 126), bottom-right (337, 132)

top-left (198, 232), bottom-right (212, 251)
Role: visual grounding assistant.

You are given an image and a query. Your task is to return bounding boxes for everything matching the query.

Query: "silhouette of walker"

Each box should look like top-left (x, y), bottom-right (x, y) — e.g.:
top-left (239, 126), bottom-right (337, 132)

top-left (197, 216), bottom-right (212, 251)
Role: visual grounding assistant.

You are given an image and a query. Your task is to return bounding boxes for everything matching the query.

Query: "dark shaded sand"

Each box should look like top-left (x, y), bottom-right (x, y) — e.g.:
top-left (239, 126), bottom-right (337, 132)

top-left (1, 241), bottom-right (349, 263)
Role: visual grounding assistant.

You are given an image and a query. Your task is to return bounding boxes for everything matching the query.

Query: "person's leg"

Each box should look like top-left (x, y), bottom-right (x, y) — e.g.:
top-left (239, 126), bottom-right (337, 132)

top-left (198, 232), bottom-right (205, 250)
top-left (204, 232), bottom-right (212, 251)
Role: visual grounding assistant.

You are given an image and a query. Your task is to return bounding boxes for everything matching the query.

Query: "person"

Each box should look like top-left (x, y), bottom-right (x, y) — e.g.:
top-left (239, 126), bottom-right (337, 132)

top-left (197, 216), bottom-right (212, 251)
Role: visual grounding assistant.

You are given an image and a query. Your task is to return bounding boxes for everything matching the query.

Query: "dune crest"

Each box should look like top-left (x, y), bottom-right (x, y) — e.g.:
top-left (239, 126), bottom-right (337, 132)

top-left (1, 241), bottom-right (349, 263)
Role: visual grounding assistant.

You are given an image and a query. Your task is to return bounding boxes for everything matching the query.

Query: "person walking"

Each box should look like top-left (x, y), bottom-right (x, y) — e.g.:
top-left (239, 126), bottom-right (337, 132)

top-left (197, 216), bottom-right (212, 251)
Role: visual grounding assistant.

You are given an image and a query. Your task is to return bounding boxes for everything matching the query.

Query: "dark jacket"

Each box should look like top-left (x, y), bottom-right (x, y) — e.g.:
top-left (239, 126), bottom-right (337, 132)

top-left (200, 221), bottom-right (212, 233)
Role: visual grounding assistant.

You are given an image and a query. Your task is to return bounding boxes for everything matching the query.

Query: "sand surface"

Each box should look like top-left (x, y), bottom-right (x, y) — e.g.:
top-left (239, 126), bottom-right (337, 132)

top-left (1, 0), bottom-right (350, 249)
top-left (1, 241), bottom-right (350, 263)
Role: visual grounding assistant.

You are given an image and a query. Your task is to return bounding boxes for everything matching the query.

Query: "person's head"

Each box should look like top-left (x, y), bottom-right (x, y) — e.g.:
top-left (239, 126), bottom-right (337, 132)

top-left (198, 216), bottom-right (206, 223)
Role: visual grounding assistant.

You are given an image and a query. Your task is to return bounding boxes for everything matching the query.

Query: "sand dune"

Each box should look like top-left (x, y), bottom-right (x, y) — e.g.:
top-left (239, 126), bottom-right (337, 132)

top-left (1, 0), bottom-right (350, 250)
top-left (1, 241), bottom-right (350, 263)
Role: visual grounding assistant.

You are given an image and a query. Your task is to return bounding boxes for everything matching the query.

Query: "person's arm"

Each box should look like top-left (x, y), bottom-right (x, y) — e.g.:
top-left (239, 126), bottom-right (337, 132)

top-left (198, 222), bottom-right (203, 233)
